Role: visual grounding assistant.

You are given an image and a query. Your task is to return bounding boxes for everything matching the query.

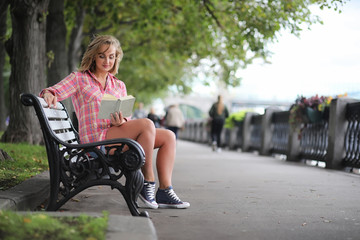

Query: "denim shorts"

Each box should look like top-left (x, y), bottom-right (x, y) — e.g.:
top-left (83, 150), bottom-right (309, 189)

top-left (88, 145), bottom-right (106, 158)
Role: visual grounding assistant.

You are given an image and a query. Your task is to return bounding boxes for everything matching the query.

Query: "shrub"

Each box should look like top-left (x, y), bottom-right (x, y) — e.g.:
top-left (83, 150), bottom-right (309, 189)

top-left (0, 210), bottom-right (109, 240)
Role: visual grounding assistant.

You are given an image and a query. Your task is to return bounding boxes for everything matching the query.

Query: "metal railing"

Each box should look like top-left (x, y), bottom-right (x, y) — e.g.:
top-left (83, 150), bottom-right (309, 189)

top-left (271, 111), bottom-right (289, 155)
top-left (344, 102), bottom-right (360, 167)
top-left (179, 98), bottom-right (360, 170)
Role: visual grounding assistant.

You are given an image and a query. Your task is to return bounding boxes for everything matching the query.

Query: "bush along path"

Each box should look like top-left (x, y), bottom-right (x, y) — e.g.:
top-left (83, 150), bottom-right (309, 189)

top-left (0, 210), bottom-right (109, 240)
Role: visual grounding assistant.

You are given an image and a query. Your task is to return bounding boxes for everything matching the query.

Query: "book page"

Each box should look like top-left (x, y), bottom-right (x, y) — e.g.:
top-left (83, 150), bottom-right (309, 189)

top-left (118, 96), bottom-right (136, 118)
top-left (98, 95), bottom-right (135, 119)
top-left (102, 93), bottom-right (118, 100)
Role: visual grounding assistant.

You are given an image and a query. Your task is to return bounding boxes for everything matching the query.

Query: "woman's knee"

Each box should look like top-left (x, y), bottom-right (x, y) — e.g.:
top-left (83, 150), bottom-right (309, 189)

top-left (155, 128), bottom-right (176, 148)
top-left (164, 129), bottom-right (176, 144)
top-left (138, 118), bottom-right (156, 133)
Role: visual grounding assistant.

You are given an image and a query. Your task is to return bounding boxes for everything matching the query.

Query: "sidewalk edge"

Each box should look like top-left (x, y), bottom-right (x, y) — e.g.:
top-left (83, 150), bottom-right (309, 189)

top-left (0, 171), bottom-right (50, 211)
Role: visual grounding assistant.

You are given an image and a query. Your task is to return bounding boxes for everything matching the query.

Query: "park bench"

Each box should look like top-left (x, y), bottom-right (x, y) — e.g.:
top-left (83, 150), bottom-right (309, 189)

top-left (20, 93), bottom-right (148, 217)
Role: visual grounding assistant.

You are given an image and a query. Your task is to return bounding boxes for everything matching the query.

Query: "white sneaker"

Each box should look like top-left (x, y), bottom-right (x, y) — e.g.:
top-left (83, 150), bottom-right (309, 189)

top-left (212, 141), bottom-right (217, 151)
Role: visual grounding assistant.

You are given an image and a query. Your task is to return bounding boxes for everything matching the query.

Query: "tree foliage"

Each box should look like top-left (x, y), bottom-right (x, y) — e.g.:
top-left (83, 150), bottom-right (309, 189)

top-left (59, 0), bottom-right (346, 103)
top-left (0, 0), bottom-right (347, 143)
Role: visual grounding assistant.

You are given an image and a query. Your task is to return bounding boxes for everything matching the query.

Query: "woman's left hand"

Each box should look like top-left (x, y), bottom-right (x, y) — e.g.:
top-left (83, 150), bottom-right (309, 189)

top-left (110, 111), bottom-right (127, 127)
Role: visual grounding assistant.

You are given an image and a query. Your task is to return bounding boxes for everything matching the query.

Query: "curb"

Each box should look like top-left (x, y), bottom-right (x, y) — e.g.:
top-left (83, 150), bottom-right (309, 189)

top-left (0, 171), bottom-right (50, 210)
top-left (107, 214), bottom-right (157, 240)
top-left (0, 172), bottom-right (158, 240)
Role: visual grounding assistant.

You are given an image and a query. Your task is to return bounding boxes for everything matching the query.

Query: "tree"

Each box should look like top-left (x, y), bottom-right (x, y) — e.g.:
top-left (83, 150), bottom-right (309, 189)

top-left (0, 0), bottom-right (9, 131)
top-left (1, 0), bottom-right (50, 144)
top-left (1, 0), bottom-right (346, 144)
top-left (46, 0), bottom-right (74, 117)
top-left (46, 0), bottom-right (67, 86)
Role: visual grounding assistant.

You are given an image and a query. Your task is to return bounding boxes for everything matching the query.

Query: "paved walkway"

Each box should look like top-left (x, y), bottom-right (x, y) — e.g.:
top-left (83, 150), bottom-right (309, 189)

top-left (58, 140), bottom-right (360, 240)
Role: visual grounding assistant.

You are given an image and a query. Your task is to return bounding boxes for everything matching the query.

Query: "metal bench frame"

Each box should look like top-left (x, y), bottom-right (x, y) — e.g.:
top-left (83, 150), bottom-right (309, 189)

top-left (21, 93), bottom-right (148, 217)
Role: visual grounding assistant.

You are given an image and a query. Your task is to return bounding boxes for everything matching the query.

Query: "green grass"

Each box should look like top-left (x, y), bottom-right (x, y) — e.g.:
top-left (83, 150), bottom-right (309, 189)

top-left (0, 210), bottom-right (109, 240)
top-left (0, 132), bottom-right (48, 191)
top-left (0, 132), bottom-right (109, 239)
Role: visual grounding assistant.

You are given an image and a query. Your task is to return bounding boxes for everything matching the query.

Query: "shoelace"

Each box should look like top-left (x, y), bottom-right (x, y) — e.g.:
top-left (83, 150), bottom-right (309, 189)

top-left (145, 183), bottom-right (156, 201)
top-left (166, 188), bottom-right (182, 202)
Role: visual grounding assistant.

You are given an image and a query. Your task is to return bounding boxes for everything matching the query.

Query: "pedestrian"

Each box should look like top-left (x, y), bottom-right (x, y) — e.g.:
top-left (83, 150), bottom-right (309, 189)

top-left (40, 35), bottom-right (189, 209)
top-left (133, 102), bottom-right (147, 119)
top-left (209, 95), bottom-right (229, 152)
top-left (164, 104), bottom-right (185, 139)
top-left (147, 107), bottom-right (161, 128)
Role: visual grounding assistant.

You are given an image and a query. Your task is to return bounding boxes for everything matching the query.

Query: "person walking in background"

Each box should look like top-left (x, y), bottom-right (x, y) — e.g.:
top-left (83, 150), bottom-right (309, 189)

top-left (133, 102), bottom-right (147, 119)
top-left (165, 104), bottom-right (184, 139)
top-left (209, 95), bottom-right (229, 152)
top-left (148, 107), bottom-right (161, 128)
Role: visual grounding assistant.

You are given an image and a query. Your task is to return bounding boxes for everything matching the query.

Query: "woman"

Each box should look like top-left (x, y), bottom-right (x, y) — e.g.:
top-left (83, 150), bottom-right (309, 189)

top-left (40, 35), bottom-right (189, 209)
top-left (209, 95), bottom-right (229, 152)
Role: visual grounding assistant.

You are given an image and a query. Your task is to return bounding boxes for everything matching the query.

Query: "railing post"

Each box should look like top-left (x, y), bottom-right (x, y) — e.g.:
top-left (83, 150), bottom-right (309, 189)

top-left (242, 112), bottom-right (256, 152)
top-left (228, 126), bottom-right (240, 149)
top-left (287, 126), bottom-right (301, 162)
top-left (260, 107), bottom-right (280, 156)
top-left (326, 98), bottom-right (357, 169)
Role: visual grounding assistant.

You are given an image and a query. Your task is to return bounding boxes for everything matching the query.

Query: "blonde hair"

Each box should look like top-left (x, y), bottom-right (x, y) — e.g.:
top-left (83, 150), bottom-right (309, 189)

top-left (78, 35), bottom-right (123, 75)
top-left (217, 95), bottom-right (224, 115)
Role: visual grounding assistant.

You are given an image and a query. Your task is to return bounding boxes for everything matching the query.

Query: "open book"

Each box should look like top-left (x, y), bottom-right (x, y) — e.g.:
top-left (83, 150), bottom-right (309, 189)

top-left (98, 94), bottom-right (136, 119)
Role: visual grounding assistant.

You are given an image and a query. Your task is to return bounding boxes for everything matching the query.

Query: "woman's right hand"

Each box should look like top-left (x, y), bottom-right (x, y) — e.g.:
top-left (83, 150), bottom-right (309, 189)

top-left (43, 91), bottom-right (57, 108)
top-left (110, 111), bottom-right (127, 127)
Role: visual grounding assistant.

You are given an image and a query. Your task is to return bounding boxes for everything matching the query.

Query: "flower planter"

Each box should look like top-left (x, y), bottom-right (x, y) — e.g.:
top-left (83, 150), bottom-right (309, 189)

top-left (305, 107), bottom-right (323, 123)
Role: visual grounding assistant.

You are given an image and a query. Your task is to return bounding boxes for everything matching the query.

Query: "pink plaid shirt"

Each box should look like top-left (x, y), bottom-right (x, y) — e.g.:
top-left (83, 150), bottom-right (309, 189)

top-left (40, 70), bottom-right (128, 144)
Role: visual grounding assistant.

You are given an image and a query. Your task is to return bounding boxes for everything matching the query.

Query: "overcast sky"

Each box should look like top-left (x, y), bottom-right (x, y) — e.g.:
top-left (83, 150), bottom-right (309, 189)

top-left (195, 0), bottom-right (360, 103)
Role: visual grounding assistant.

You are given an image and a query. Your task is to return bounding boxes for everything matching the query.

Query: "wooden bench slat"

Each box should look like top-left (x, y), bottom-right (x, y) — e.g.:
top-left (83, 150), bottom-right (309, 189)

top-left (48, 120), bottom-right (72, 131)
top-left (38, 97), bottom-right (64, 109)
top-left (56, 131), bottom-right (77, 142)
top-left (43, 108), bottom-right (68, 119)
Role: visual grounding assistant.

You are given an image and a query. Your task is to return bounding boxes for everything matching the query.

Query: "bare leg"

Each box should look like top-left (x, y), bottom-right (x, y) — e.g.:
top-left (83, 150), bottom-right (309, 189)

top-left (154, 128), bottom-right (177, 189)
top-left (106, 119), bottom-right (177, 189)
top-left (106, 118), bottom-right (156, 181)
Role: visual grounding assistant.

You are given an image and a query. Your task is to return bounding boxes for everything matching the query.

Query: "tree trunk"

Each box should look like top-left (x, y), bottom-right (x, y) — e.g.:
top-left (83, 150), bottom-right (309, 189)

top-left (1, 0), bottom-right (50, 144)
top-left (68, 2), bottom-right (85, 72)
top-left (0, 1), bottom-right (9, 131)
top-left (46, 0), bottom-right (68, 86)
top-left (0, 148), bottom-right (13, 161)
top-left (46, 0), bottom-right (74, 118)
top-left (65, 2), bottom-right (85, 127)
